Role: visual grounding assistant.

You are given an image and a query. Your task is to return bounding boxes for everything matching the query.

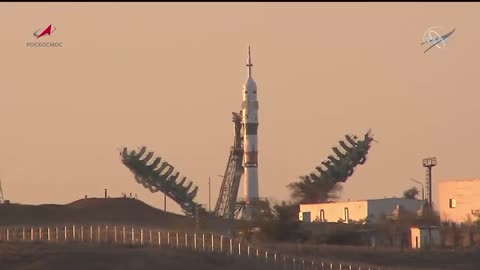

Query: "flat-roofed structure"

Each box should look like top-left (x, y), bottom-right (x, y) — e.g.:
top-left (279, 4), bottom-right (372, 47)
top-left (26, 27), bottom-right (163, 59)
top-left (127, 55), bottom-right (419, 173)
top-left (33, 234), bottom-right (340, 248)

top-left (438, 179), bottom-right (480, 223)
top-left (299, 198), bottom-right (423, 224)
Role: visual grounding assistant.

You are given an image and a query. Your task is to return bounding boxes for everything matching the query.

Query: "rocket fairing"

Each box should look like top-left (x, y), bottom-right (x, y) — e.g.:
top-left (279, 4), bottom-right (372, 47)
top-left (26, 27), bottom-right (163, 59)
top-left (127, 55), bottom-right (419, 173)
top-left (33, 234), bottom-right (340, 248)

top-left (241, 46), bottom-right (259, 204)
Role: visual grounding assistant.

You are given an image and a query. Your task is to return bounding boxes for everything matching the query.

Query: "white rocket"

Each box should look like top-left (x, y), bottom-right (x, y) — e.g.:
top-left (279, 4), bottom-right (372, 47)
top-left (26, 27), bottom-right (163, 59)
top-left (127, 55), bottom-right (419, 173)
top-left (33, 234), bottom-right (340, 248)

top-left (241, 46), bottom-right (259, 207)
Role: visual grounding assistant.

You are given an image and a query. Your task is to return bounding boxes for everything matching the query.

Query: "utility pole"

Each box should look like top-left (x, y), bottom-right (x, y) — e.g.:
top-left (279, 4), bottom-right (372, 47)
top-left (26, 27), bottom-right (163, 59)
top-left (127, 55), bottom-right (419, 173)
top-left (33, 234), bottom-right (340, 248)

top-left (164, 192), bottom-right (167, 212)
top-left (0, 178), bottom-right (4, 204)
top-left (208, 177), bottom-right (211, 212)
top-left (195, 204), bottom-right (199, 231)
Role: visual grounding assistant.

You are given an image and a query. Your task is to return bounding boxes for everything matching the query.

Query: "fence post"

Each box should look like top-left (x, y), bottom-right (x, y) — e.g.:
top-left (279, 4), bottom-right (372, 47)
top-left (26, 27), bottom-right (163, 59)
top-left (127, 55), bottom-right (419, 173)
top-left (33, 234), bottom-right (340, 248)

top-left (238, 242), bottom-right (241, 256)
top-left (167, 232), bottom-right (170, 246)
top-left (256, 249), bottom-right (259, 257)
top-left (140, 229), bottom-right (144, 245)
top-left (56, 227), bottom-right (59, 242)
top-left (185, 233), bottom-right (188, 248)
top-left (81, 226), bottom-right (84, 242)
top-left (72, 225), bottom-right (76, 241)
top-left (194, 233), bottom-right (197, 250)
top-left (273, 253), bottom-right (277, 269)
top-left (176, 232), bottom-right (179, 248)
top-left (22, 227), bottom-right (25, 241)
top-left (202, 234), bottom-right (205, 252)
top-left (247, 245), bottom-right (250, 257)
top-left (283, 256), bottom-right (286, 270)
top-left (293, 257), bottom-right (296, 270)
top-left (123, 227), bottom-right (126, 244)
top-left (330, 263), bottom-right (333, 270)
top-left (97, 226), bottom-right (101, 243)
top-left (158, 231), bottom-right (161, 246)
top-left (266, 251), bottom-right (269, 262)
top-left (211, 234), bottom-right (214, 252)
top-left (114, 226), bottom-right (117, 243)
top-left (31, 228), bottom-right (34, 241)
top-left (229, 238), bottom-right (233, 255)
top-left (105, 225), bottom-right (108, 242)
top-left (339, 264), bottom-right (342, 270)
top-left (149, 230), bottom-right (152, 245)
top-left (6, 228), bottom-right (9, 241)
top-left (220, 235), bottom-right (223, 253)
top-left (131, 227), bottom-right (135, 244)
top-left (47, 227), bottom-right (51, 241)
top-left (65, 226), bottom-right (68, 241)
top-left (90, 226), bottom-right (93, 242)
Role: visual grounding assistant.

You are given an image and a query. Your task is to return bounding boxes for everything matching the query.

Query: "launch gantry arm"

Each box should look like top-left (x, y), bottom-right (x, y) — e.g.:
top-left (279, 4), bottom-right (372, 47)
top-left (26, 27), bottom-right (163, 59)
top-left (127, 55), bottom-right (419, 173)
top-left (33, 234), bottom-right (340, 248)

top-left (214, 112), bottom-right (244, 219)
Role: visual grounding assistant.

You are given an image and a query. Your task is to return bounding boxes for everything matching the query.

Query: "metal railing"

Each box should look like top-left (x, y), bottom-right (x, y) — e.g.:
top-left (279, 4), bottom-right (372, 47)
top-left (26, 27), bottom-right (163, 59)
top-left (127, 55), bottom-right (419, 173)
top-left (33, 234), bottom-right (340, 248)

top-left (0, 224), bottom-right (385, 270)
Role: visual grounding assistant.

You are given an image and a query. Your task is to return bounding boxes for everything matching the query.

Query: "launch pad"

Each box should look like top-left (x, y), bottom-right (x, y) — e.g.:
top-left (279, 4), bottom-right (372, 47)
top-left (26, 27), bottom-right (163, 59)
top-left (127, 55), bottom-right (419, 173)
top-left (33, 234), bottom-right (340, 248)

top-left (119, 47), bottom-right (374, 222)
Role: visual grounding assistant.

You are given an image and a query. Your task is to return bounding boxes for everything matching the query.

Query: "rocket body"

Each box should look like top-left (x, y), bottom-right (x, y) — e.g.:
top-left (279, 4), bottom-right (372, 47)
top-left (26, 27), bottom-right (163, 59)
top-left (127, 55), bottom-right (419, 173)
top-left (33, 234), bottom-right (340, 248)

top-left (241, 48), bottom-right (259, 205)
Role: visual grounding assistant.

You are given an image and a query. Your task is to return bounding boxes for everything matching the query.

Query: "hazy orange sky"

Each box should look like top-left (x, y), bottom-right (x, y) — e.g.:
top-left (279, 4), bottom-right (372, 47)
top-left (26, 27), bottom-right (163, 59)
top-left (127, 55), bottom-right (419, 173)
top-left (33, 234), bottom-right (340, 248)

top-left (0, 2), bottom-right (479, 214)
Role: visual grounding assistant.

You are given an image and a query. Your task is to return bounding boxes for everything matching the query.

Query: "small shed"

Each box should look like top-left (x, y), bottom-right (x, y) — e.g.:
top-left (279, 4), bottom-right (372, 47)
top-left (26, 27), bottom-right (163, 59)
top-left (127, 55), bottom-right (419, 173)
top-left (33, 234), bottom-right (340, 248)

top-left (410, 226), bottom-right (440, 249)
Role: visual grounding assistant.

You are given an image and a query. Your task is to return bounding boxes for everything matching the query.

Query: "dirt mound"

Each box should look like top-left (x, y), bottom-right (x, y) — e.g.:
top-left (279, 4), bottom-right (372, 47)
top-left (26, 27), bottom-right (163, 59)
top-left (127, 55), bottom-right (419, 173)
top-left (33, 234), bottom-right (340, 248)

top-left (0, 198), bottom-right (194, 231)
top-left (68, 197), bottom-right (158, 210)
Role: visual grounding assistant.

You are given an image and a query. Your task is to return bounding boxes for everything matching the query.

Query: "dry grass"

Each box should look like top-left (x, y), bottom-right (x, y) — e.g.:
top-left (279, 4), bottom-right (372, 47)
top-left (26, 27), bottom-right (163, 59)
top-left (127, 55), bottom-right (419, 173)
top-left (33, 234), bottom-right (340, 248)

top-left (256, 241), bottom-right (480, 270)
top-left (0, 242), bottom-right (272, 270)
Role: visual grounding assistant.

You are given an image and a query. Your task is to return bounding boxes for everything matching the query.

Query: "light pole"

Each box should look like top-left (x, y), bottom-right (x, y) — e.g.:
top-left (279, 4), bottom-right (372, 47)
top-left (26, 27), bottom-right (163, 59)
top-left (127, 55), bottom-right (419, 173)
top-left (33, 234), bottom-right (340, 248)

top-left (208, 177), bottom-right (211, 212)
top-left (164, 192), bottom-right (167, 212)
top-left (422, 157), bottom-right (437, 210)
top-left (410, 178), bottom-right (425, 201)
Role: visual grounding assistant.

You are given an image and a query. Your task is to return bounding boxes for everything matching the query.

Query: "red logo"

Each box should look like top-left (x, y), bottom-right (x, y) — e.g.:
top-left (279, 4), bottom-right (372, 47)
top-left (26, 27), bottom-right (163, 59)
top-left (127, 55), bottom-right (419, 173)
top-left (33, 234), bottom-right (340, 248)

top-left (33, 24), bottom-right (56, 39)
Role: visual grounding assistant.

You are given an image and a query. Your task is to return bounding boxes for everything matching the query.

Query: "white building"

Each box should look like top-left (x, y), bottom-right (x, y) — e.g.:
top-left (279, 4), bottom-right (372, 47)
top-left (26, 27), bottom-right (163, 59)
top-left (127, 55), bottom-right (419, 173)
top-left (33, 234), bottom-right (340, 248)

top-left (438, 179), bottom-right (480, 223)
top-left (299, 198), bottom-right (423, 224)
top-left (410, 226), bottom-right (440, 249)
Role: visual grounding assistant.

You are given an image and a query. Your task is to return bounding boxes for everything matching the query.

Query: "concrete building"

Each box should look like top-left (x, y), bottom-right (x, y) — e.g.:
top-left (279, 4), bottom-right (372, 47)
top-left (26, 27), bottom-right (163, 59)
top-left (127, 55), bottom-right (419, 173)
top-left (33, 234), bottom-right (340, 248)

top-left (438, 179), bottom-right (480, 223)
top-left (299, 198), bottom-right (423, 224)
top-left (410, 226), bottom-right (440, 249)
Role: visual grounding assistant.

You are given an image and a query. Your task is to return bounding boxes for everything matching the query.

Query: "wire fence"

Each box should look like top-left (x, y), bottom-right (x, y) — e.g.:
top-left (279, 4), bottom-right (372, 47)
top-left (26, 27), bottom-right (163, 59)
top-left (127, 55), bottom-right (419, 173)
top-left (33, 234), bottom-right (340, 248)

top-left (0, 224), bottom-right (385, 270)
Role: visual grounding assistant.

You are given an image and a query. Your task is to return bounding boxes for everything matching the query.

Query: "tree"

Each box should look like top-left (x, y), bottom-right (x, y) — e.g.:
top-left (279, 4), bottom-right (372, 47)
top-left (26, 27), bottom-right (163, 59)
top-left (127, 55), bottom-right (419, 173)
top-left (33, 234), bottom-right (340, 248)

top-left (472, 210), bottom-right (480, 226)
top-left (287, 175), bottom-right (343, 204)
top-left (402, 186), bottom-right (419, 199)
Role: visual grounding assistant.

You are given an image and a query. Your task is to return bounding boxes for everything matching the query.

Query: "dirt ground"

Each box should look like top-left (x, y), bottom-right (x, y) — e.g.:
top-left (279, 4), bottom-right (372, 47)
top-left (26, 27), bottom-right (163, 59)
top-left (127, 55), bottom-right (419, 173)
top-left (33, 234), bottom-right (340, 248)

top-left (0, 242), bottom-right (270, 270)
top-left (2, 198), bottom-right (479, 270)
top-left (258, 242), bottom-right (480, 270)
